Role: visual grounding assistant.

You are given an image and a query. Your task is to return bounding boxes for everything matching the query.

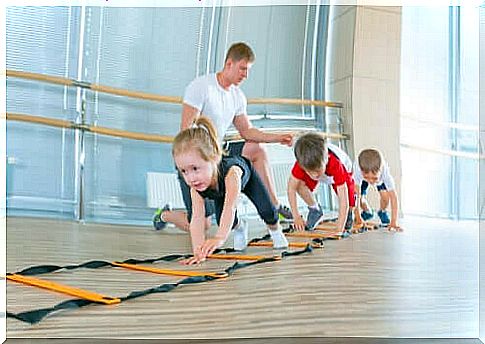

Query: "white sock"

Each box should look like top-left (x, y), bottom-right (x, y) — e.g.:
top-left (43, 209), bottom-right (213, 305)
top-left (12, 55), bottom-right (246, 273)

top-left (269, 225), bottom-right (288, 249)
top-left (308, 204), bottom-right (319, 210)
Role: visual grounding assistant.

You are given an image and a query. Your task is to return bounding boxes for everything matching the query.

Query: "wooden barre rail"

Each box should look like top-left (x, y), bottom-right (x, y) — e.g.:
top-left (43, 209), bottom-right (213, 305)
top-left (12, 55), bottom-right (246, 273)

top-left (6, 113), bottom-right (174, 143)
top-left (7, 69), bottom-right (343, 108)
top-left (6, 112), bottom-right (348, 143)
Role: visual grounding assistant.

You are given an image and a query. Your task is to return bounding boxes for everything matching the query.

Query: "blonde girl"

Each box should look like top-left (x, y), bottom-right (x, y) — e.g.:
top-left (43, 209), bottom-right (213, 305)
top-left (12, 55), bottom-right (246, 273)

top-left (172, 117), bottom-right (288, 265)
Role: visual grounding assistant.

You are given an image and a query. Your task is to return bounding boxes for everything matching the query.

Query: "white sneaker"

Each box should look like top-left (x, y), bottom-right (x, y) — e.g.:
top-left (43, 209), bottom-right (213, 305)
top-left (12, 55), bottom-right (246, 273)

top-left (233, 219), bottom-right (249, 251)
top-left (269, 226), bottom-right (289, 249)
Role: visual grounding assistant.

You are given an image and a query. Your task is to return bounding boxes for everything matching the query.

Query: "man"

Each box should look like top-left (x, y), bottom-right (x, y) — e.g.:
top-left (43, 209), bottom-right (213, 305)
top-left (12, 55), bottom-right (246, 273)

top-left (155, 42), bottom-right (293, 231)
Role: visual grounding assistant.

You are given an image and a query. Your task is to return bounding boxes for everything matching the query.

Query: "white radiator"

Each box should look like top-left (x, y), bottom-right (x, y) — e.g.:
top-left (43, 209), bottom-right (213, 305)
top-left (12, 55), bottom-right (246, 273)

top-left (146, 163), bottom-right (299, 213)
top-left (146, 172), bottom-right (185, 209)
top-left (271, 163), bottom-right (292, 199)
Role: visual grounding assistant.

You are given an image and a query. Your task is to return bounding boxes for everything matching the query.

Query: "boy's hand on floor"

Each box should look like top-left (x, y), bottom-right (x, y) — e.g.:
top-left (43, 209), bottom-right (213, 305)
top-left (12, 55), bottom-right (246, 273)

top-left (293, 216), bottom-right (306, 231)
top-left (389, 223), bottom-right (403, 232)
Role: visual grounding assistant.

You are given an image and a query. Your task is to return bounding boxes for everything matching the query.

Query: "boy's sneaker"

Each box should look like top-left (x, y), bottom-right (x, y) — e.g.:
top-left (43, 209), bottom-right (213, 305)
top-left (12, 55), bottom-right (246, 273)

top-left (361, 209), bottom-right (374, 221)
top-left (344, 210), bottom-right (354, 230)
top-left (278, 204), bottom-right (293, 220)
top-left (269, 226), bottom-right (289, 249)
top-left (233, 219), bottom-right (249, 251)
top-left (153, 204), bottom-right (170, 230)
top-left (306, 204), bottom-right (324, 230)
top-left (377, 209), bottom-right (390, 226)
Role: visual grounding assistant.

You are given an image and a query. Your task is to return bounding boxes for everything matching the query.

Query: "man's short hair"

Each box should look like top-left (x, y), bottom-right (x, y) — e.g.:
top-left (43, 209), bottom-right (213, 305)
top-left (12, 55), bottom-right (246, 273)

top-left (358, 149), bottom-right (383, 174)
top-left (225, 42), bottom-right (255, 63)
top-left (294, 132), bottom-right (328, 171)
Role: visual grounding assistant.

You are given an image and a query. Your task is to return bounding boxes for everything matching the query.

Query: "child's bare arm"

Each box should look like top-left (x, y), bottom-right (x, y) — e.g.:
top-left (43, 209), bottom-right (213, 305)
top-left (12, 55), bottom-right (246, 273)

top-left (287, 175), bottom-right (301, 219)
top-left (336, 183), bottom-right (349, 233)
top-left (288, 175), bottom-right (305, 231)
top-left (389, 190), bottom-right (402, 230)
top-left (354, 184), bottom-right (363, 225)
top-left (198, 166), bottom-right (242, 258)
top-left (181, 189), bottom-right (207, 265)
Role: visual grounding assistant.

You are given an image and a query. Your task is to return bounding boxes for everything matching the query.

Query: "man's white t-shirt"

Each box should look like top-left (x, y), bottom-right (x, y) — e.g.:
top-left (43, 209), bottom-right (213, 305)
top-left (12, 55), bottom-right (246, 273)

top-left (353, 159), bottom-right (395, 191)
top-left (183, 73), bottom-right (247, 143)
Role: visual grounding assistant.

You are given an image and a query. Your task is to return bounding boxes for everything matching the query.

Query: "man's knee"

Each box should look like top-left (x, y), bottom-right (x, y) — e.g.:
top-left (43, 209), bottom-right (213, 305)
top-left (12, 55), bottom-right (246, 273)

top-left (243, 142), bottom-right (267, 162)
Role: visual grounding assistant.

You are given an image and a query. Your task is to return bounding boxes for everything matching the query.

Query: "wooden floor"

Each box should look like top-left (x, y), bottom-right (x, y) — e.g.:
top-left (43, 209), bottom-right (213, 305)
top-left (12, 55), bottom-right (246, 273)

top-left (5, 215), bottom-right (479, 340)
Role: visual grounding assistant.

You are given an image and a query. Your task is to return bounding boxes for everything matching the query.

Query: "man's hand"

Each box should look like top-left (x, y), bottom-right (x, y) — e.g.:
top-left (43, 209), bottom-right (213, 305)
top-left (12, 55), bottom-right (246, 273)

top-left (278, 133), bottom-right (294, 146)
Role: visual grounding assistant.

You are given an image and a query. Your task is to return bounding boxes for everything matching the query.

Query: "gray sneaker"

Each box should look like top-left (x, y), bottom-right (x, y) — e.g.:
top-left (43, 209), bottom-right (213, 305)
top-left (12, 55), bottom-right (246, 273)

top-left (306, 204), bottom-right (324, 230)
top-left (278, 204), bottom-right (293, 220)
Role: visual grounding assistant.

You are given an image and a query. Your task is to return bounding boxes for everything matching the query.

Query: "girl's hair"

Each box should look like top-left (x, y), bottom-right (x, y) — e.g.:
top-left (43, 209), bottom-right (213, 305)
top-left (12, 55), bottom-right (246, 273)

top-left (172, 116), bottom-right (222, 164)
top-left (358, 148), bottom-right (383, 174)
top-left (294, 132), bottom-right (329, 171)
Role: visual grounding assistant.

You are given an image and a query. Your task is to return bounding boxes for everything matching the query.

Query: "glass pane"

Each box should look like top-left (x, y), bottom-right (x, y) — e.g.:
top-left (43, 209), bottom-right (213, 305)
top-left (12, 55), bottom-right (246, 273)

top-left (400, 7), bottom-right (451, 217)
top-left (6, 6), bottom-right (80, 218)
top-left (401, 147), bottom-right (451, 217)
top-left (216, 6), bottom-right (310, 117)
top-left (459, 6), bottom-right (479, 127)
top-left (457, 157), bottom-right (478, 218)
top-left (83, 133), bottom-right (169, 224)
top-left (81, 7), bottom-right (209, 224)
top-left (6, 122), bottom-right (77, 218)
top-left (456, 6), bottom-right (479, 219)
top-left (401, 7), bottom-right (450, 124)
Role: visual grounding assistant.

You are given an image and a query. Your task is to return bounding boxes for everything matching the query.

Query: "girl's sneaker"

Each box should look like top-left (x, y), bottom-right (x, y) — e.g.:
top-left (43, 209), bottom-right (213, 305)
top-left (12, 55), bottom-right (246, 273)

top-left (278, 204), bottom-right (293, 220)
top-left (153, 204), bottom-right (170, 230)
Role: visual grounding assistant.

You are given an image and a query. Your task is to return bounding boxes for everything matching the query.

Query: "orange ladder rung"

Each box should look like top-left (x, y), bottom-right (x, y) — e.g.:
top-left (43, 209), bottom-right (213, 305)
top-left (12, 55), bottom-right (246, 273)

top-left (111, 262), bottom-right (228, 279)
top-left (286, 231), bottom-right (343, 240)
top-left (207, 253), bottom-right (282, 261)
top-left (249, 241), bottom-right (323, 249)
top-left (6, 274), bottom-right (120, 305)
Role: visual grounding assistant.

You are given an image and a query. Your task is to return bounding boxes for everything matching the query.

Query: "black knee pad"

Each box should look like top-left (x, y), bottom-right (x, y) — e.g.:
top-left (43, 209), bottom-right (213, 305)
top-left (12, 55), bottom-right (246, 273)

top-left (260, 207), bottom-right (278, 226)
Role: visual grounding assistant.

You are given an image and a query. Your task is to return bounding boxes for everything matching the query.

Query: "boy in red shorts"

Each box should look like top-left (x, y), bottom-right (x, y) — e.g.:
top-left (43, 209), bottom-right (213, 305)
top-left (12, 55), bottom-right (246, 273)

top-left (287, 132), bottom-right (355, 235)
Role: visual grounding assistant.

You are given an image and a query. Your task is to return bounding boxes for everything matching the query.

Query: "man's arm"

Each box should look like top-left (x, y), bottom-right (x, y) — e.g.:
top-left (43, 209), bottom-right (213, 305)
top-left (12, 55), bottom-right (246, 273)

top-left (232, 114), bottom-right (293, 146)
top-left (181, 103), bottom-right (201, 131)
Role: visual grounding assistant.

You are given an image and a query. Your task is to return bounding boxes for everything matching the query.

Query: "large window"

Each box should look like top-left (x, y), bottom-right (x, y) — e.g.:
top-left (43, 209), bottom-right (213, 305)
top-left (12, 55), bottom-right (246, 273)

top-left (6, 6), bottom-right (332, 225)
top-left (400, 6), bottom-right (479, 219)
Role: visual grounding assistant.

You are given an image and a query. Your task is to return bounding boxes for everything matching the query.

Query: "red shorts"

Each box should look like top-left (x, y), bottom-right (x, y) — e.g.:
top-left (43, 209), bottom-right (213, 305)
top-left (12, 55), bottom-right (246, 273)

top-left (291, 161), bottom-right (356, 207)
